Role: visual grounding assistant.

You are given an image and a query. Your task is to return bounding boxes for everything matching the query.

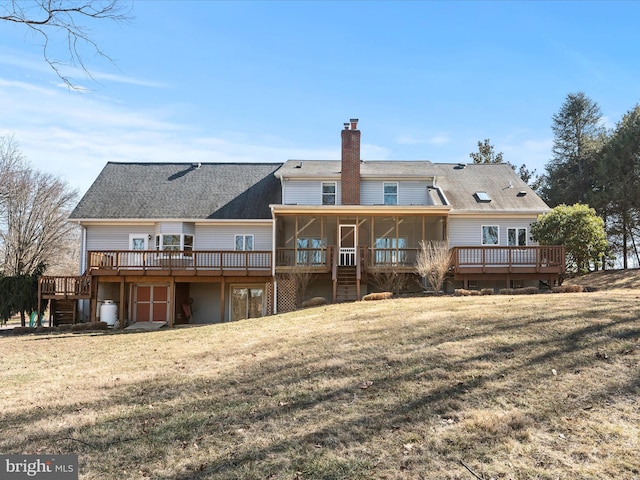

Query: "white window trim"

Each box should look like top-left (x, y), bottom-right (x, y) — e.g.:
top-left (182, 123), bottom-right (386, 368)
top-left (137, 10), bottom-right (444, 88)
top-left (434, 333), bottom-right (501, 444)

top-left (235, 234), bottom-right (255, 251)
top-left (481, 225), bottom-right (500, 245)
top-left (383, 181), bottom-right (398, 206)
top-left (321, 181), bottom-right (337, 205)
top-left (129, 233), bottom-right (149, 250)
top-left (155, 233), bottom-right (194, 254)
top-left (507, 227), bottom-right (527, 246)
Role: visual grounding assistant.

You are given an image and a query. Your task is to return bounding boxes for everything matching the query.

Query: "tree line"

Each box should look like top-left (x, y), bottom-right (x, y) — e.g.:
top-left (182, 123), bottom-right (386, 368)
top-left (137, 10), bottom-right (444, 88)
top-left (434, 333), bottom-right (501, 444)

top-left (540, 92), bottom-right (640, 269)
top-left (471, 92), bottom-right (640, 271)
top-left (0, 135), bottom-right (78, 326)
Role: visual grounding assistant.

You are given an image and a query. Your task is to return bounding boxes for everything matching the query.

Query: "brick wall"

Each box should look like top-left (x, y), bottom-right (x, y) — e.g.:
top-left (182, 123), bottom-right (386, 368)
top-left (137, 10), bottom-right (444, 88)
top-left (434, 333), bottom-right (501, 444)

top-left (341, 119), bottom-right (361, 205)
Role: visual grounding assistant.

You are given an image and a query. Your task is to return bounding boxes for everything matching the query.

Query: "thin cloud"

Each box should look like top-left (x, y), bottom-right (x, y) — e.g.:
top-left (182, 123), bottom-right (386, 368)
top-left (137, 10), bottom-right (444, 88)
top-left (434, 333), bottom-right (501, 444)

top-left (0, 48), bottom-right (167, 89)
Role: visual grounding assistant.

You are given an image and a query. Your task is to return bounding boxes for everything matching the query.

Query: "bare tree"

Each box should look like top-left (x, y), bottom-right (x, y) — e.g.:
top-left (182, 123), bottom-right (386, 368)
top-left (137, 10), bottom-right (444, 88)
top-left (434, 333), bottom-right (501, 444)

top-left (416, 240), bottom-right (452, 293)
top-left (367, 269), bottom-right (412, 295)
top-left (0, 0), bottom-right (131, 88)
top-left (0, 135), bottom-right (78, 277)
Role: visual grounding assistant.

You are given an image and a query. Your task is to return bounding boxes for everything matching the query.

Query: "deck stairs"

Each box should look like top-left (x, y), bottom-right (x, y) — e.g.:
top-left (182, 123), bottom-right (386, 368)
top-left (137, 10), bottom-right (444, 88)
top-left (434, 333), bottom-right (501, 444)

top-left (51, 299), bottom-right (78, 326)
top-left (336, 267), bottom-right (359, 302)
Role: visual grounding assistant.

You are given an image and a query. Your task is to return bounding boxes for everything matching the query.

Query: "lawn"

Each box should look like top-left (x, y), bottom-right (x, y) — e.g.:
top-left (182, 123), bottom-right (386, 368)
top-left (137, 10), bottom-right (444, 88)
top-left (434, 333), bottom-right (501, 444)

top-left (1, 289), bottom-right (639, 479)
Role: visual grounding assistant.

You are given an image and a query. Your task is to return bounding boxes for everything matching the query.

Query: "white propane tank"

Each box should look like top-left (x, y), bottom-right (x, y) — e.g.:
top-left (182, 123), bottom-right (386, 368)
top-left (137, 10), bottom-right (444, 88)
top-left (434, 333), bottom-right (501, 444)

top-left (100, 300), bottom-right (118, 327)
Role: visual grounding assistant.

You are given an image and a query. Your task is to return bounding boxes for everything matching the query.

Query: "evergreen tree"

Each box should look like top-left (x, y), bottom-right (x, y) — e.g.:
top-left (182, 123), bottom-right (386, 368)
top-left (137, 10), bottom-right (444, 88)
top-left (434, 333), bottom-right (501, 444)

top-left (595, 105), bottom-right (640, 268)
top-left (469, 139), bottom-right (541, 189)
top-left (542, 92), bottom-right (607, 207)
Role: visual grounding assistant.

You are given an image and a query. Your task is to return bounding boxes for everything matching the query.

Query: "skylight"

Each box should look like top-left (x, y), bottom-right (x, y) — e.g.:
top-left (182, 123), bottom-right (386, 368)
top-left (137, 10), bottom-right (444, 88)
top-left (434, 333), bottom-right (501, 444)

top-left (474, 191), bottom-right (491, 202)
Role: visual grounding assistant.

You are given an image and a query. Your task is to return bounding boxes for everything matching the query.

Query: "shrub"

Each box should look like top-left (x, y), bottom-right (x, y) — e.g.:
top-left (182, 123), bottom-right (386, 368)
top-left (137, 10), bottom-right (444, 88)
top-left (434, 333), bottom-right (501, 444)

top-left (499, 287), bottom-right (539, 295)
top-left (363, 292), bottom-right (393, 301)
top-left (301, 297), bottom-right (328, 308)
top-left (480, 288), bottom-right (494, 295)
top-left (551, 285), bottom-right (584, 293)
top-left (454, 289), bottom-right (481, 296)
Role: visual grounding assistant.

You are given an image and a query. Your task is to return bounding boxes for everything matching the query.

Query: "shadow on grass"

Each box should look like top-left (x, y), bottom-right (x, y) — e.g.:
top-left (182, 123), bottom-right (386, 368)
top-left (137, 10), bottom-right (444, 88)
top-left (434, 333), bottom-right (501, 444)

top-left (1, 295), bottom-right (639, 479)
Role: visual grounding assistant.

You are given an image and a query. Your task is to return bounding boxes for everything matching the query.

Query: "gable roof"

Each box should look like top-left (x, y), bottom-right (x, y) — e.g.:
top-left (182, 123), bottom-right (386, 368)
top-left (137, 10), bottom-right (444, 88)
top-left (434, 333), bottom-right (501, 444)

top-left (276, 160), bottom-right (549, 213)
top-left (276, 160), bottom-right (436, 179)
top-left (431, 163), bottom-right (549, 213)
top-left (69, 162), bottom-right (282, 220)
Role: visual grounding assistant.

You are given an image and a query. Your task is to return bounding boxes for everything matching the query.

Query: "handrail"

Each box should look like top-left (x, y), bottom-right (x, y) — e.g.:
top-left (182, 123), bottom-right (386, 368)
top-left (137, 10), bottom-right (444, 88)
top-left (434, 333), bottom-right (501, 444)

top-left (451, 245), bottom-right (565, 272)
top-left (88, 249), bottom-right (272, 273)
top-left (39, 275), bottom-right (92, 298)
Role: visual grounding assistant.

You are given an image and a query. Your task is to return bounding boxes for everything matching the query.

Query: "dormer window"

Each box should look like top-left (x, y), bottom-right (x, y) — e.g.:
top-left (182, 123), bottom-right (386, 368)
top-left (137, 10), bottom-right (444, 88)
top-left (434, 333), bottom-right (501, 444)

top-left (322, 182), bottom-right (336, 205)
top-left (384, 182), bottom-right (398, 205)
top-left (474, 191), bottom-right (491, 203)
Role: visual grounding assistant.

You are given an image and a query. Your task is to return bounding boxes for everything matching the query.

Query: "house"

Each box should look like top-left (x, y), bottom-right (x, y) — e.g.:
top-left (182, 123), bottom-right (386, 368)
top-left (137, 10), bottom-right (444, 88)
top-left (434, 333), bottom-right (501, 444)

top-left (39, 119), bottom-right (564, 327)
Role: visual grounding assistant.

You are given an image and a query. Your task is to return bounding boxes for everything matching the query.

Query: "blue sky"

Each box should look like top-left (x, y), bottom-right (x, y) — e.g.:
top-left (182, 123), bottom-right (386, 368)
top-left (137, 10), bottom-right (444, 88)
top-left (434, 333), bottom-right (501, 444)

top-left (1, 1), bottom-right (639, 196)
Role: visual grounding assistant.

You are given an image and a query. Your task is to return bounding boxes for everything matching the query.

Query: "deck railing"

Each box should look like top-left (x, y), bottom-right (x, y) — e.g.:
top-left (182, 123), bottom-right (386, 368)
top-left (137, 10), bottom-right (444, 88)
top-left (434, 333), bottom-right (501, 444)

top-left (89, 250), bottom-right (272, 273)
top-left (274, 247), bottom-right (331, 269)
top-left (363, 247), bottom-right (419, 269)
top-left (39, 275), bottom-right (92, 298)
top-left (452, 246), bottom-right (565, 273)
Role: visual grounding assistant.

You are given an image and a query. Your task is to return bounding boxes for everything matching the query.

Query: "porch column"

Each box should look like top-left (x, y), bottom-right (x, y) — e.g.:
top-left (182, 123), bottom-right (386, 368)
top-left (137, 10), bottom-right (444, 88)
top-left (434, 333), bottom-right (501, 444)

top-left (220, 279), bottom-right (226, 322)
top-left (168, 278), bottom-right (175, 328)
top-left (90, 277), bottom-right (98, 322)
top-left (119, 277), bottom-right (125, 329)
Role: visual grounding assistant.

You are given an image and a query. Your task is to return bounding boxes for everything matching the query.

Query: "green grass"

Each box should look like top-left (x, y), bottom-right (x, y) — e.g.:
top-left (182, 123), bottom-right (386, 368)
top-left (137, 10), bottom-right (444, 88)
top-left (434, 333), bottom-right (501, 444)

top-left (1, 290), bottom-right (639, 479)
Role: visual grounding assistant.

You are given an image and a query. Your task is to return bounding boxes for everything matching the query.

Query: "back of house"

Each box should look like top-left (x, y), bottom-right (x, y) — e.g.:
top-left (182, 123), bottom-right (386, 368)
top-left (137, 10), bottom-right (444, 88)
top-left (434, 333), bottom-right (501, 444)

top-left (40, 119), bottom-right (562, 328)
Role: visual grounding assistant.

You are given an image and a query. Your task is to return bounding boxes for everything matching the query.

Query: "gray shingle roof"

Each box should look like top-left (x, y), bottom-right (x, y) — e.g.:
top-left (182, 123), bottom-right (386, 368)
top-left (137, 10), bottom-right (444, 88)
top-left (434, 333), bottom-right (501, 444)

top-left (276, 160), bottom-right (436, 178)
top-left (276, 160), bottom-right (549, 213)
top-left (69, 162), bottom-right (282, 220)
top-left (431, 163), bottom-right (550, 213)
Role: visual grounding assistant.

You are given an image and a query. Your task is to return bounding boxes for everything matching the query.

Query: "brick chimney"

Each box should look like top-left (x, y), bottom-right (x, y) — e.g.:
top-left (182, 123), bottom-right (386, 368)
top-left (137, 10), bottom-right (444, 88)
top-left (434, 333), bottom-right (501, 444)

top-left (341, 118), bottom-right (361, 205)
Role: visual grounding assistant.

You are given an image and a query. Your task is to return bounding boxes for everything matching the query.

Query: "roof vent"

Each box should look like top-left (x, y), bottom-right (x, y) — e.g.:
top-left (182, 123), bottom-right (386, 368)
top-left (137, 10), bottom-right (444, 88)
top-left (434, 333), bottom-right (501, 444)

top-left (294, 162), bottom-right (303, 169)
top-left (517, 190), bottom-right (527, 197)
top-left (455, 163), bottom-right (466, 169)
top-left (192, 162), bottom-right (201, 169)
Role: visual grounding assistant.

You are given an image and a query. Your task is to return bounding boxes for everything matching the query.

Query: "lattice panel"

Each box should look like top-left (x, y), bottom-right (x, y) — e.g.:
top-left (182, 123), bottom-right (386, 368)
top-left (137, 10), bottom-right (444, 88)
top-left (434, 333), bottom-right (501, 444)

top-left (266, 281), bottom-right (274, 316)
top-left (277, 278), bottom-right (297, 313)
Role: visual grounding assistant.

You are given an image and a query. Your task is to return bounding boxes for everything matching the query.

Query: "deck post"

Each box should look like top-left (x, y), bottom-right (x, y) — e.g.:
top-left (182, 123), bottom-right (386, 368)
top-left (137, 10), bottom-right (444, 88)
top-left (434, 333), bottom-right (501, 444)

top-left (119, 277), bottom-right (125, 329)
top-left (220, 279), bottom-right (225, 322)
top-left (90, 277), bottom-right (98, 322)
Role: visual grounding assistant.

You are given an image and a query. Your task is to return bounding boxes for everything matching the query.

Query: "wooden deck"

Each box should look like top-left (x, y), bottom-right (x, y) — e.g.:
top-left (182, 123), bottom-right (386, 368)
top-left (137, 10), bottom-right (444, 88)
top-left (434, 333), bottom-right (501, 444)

top-left (451, 246), bottom-right (565, 275)
top-left (88, 250), bottom-right (272, 276)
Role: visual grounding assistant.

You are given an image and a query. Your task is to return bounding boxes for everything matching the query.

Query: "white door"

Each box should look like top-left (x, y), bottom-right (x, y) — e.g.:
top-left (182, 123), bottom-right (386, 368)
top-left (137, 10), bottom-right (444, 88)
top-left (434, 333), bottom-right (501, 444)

top-left (339, 225), bottom-right (357, 266)
top-left (128, 234), bottom-right (149, 266)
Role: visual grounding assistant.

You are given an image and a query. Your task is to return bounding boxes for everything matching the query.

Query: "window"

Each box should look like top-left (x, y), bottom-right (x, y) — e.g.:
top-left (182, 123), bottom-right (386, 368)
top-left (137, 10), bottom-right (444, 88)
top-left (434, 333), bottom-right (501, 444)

top-left (155, 234), bottom-right (194, 253)
top-left (235, 234), bottom-right (254, 251)
top-left (508, 228), bottom-right (527, 246)
top-left (384, 182), bottom-right (398, 205)
top-left (482, 226), bottom-right (499, 245)
top-left (322, 182), bottom-right (336, 205)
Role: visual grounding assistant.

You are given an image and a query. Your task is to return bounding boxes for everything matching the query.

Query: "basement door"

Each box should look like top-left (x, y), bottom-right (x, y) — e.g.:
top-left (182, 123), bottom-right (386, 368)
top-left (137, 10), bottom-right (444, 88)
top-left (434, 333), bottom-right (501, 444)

top-left (134, 285), bottom-right (169, 322)
top-left (230, 286), bottom-right (265, 322)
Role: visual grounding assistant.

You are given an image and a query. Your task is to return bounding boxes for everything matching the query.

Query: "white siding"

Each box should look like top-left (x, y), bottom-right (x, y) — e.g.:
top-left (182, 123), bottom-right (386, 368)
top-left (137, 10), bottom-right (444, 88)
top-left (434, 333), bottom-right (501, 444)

top-left (195, 224), bottom-right (273, 250)
top-left (86, 223), bottom-right (272, 251)
top-left (283, 180), bottom-right (342, 205)
top-left (86, 225), bottom-right (153, 250)
top-left (361, 180), bottom-right (432, 206)
top-left (448, 217), bottom-right (538, 247)
top-left (155, 222), bottom-right (194, 235)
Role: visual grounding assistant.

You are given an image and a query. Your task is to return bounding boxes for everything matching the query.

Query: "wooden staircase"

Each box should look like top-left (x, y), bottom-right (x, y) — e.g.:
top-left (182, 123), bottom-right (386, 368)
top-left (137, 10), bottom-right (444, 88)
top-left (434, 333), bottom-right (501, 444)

top-left (51, 299), bottom-right (78, 326)
top-left (336, 267), bottom-right (359, 302)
